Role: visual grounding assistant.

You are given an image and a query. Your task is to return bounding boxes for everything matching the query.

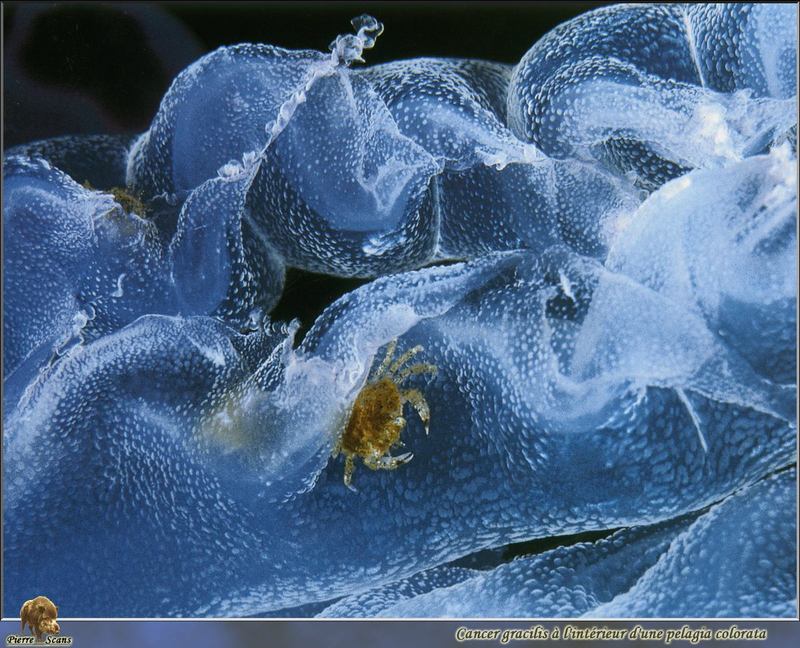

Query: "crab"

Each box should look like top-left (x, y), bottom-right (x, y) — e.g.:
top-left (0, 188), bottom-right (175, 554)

top-left (334, 339), bottom-right (437, 490)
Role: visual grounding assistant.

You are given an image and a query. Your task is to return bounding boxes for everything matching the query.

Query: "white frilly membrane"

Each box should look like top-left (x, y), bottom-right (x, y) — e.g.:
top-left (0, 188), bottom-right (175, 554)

top-left (266, 14), bottom-right (384, 146)
top-left (215, 14), bottom-right (385, 182)
top-left (559, 72), bottom-right (796, 172)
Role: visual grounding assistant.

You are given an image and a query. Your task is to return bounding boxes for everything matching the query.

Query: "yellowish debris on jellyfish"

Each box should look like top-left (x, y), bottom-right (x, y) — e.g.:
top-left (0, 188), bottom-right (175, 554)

top-left (83, 180), bottom-right (149, 217)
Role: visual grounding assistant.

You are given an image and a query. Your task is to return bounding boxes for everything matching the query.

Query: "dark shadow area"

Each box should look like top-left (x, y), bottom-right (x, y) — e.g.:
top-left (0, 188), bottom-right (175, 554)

top-left (156, 1), bottom-right (609, 65)
top-left (270, 269), bottom-right (371, 344)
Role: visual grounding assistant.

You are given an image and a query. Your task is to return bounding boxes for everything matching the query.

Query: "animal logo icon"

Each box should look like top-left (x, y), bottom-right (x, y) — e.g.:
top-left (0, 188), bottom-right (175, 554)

top-left (20, 596), bottom-right (60, 642)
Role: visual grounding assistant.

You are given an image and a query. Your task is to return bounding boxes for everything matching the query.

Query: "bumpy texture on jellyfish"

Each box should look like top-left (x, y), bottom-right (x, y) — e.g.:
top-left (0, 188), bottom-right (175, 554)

top-left (3, 2), bottom-right (797, 619)
top-left (359, 57), bottom-right (641, 259)
top-left (320, 468), bottom-right (796, 617)
top-left (508, 3), bottom-right (798, 189)
top-left (128, 15), bottom-right (442, 277)
top-left (124, 4), bottom-right (799, 281)
top-left (2, 149), bottom-right (285, 390)
top-left (127, 15), bottom-right (644, 277)
top-left (5, 194), bottom-right (794, 614)
top-left (2, 156), bottom-right (167, 379)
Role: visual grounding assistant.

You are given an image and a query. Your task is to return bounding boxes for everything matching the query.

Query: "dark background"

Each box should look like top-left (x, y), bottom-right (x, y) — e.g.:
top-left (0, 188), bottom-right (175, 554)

top-left (3, 1), bottom-right (606, 147)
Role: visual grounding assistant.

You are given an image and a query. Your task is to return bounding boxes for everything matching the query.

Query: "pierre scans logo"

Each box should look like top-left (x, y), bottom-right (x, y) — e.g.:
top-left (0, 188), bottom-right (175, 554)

top-left (6, 596), bottom-right (72, 645)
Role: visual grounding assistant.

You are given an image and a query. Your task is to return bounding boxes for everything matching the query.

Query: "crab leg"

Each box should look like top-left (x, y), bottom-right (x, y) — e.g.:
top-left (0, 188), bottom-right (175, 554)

top-left (343, 455), bottom-right (357, 491)
top-left (371, 339), bottom-right (398, 380)
top-left (363, 450), bottom-right (414, 471)
top-left (377, 452), bottom-right (414, 470)
top-left (387, 344), bottom-right (423, 377)
top-left (402, 389), bottom-right (431, 434)
top-left (396, 362), bottom-right (437, 384)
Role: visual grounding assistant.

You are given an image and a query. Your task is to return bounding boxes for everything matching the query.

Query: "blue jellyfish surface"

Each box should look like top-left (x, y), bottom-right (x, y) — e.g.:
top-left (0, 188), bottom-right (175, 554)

top-left (508, 4), bottom-right (797, 189)
top-left (3, 3), bottom-right (797, 618)
top-left (319, 468), bottom-right (796, 617)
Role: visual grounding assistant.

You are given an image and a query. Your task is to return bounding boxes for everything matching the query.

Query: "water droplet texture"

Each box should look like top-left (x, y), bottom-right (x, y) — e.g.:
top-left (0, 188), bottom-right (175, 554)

top-left (3, 5), bottom-right (796, 618)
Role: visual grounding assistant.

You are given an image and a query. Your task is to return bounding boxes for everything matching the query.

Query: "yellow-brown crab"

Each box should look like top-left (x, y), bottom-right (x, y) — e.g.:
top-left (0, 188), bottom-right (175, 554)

top-left (334, 339), bottom-right (437, 490)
